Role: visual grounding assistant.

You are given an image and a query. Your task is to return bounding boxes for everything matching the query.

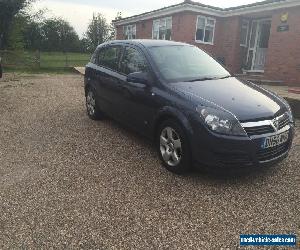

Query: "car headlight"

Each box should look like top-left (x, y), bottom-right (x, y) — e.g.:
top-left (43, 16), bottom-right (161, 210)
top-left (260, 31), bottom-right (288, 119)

top-left (196, 106), bottom-right (247, 136)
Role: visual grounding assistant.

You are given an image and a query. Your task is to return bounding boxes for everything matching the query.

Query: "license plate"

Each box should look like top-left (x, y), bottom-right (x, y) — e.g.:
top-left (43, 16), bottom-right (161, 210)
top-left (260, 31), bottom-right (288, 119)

top-left (262, 131), bottom-right (289, 149)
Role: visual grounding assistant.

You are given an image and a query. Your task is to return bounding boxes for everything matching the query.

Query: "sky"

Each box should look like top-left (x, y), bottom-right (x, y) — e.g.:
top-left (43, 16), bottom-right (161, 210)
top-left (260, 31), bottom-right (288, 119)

top-left (32, 0), bottom-right (264, 37)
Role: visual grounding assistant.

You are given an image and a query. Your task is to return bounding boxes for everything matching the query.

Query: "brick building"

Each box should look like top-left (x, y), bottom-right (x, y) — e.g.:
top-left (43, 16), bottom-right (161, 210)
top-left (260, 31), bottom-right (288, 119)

top-left (113, 0), bottom-right (300, 86)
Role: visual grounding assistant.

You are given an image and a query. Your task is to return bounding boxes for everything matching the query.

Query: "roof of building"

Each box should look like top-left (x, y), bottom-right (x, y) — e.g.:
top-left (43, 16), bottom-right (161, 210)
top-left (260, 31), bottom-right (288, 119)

top-left (107, 39), bottom-right (189, 48)
top-left (113, 0), bottom-right (300, 25)
top-left (224, 0), bottom-right (287, 10)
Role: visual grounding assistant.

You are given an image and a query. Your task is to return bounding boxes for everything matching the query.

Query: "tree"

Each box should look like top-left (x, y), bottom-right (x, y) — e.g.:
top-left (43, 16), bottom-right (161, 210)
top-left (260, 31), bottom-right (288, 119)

top-left (109, 12), bottom-right (122, 41)
top-left (40, 18), bottom-right (80, 52)
top-left (0, 0), bottom-right (35, 49)
top-left (85, 13), bottom-right (110, 52)
top-left (23, 19), bottom-right (43, 50)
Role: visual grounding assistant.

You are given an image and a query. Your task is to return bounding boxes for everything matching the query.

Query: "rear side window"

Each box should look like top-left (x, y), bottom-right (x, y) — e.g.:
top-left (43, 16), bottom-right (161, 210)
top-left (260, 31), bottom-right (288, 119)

top-left (120, 47), bottom-right (148, 75)
top-left (97, 46), bottom-right (121, 71)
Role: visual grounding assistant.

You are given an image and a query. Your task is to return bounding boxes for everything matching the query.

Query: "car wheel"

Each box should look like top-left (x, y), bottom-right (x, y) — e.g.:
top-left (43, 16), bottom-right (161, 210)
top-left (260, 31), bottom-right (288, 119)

top-left (157, 119), bottom-right (191, 174)
top-left (85, 87), bottom-right (103, 120)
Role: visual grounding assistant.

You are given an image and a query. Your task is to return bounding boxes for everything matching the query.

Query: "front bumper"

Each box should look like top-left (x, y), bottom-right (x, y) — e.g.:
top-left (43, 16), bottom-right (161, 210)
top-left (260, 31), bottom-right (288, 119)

top-left (190, 122), bottom-right (295, 171)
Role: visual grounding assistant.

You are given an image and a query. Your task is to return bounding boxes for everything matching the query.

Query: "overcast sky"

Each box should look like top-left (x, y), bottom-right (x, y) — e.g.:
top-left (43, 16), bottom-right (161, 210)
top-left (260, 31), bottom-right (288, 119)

top-left (33, 0), bottom-right (263, 37)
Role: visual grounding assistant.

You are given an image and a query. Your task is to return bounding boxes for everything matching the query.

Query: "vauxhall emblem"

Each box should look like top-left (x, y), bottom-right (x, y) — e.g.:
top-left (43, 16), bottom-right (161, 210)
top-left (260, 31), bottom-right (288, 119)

top-left (272, 117), bottom-right (280, 131)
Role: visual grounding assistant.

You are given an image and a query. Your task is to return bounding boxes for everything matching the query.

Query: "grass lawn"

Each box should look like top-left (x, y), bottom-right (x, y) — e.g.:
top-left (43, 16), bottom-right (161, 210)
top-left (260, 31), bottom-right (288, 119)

top-left (40, 52), bottom-right (91, 68)
top-left (1, 50), bottom-right (91, 73)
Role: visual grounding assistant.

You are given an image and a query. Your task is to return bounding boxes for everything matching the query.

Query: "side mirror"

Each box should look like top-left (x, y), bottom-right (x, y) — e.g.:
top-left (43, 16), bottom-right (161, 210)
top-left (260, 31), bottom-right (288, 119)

top-left (127, 72), bottom-right (150, 85)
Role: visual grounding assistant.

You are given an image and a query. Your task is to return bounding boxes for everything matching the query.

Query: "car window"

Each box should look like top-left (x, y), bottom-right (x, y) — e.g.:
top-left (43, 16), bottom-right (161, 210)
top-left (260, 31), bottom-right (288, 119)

top-left (90, 49), bottom-right (99, 64)
top-left (148, 45), bottom-right (230, 82)
top-left (120, 47), bottom-right (148, 75)
top-left (97, 46), bottom-right (121, 71)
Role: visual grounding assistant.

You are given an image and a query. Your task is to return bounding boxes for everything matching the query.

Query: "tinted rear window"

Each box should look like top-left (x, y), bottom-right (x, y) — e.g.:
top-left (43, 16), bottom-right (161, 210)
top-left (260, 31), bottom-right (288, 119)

top-left (97, 46), bottom-right (122, 71)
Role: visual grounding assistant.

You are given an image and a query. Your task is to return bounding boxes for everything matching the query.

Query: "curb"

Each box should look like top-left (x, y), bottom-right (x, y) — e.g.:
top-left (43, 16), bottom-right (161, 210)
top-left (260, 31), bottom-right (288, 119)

top-left (289, 88), bottom-right (300, 94)
top-left (74, 67), bottom-right (85, 75)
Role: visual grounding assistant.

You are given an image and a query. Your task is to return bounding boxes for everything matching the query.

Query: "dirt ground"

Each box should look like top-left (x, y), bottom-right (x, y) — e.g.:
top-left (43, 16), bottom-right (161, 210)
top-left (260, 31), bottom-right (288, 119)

top-left (0, 73), bottom-right (299, 249)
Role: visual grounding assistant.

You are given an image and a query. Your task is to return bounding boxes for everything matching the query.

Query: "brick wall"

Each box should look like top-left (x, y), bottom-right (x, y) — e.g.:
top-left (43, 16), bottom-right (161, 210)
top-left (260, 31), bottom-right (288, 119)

top-left (115, 7), bottom-right (300, 85)
top-left (115, 12), bottom-right (243, 74)
top-left (265, 7), bottom-right (300, 86)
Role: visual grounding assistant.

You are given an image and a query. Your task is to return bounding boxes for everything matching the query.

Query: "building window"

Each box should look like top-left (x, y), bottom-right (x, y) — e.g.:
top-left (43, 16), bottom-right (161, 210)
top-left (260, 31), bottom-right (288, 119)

top-left (195, 16), bottom-right (216, 44)
top-left (152, 17), bottom-right (172, 40)
top-left (240, 20), bottom-right (250, 47)
top-left (124, 24), bottom-right (136, 40)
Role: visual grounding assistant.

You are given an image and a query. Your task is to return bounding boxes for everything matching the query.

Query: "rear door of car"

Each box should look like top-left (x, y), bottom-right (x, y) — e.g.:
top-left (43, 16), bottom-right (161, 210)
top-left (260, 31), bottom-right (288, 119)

top-left (93, 45), bottom-right (124, 117)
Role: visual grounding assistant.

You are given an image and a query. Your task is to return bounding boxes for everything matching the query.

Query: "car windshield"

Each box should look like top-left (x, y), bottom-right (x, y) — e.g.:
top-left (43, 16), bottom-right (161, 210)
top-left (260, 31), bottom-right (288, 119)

top-left (148, 45), bottom-right (231, 83)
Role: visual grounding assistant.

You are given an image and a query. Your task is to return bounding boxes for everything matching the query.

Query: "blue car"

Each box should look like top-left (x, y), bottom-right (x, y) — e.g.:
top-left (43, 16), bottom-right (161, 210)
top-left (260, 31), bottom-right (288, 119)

top-left (84, 40), bottom-right (294, 174)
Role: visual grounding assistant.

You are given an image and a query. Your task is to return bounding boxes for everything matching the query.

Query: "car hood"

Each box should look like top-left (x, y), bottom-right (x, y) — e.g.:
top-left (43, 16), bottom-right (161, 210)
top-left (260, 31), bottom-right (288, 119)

top-left (170, 77), bottom-right (283, 121)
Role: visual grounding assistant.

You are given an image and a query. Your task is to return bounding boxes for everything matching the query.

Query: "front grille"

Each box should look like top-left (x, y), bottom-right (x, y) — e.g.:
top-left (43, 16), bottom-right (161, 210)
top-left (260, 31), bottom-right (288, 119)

top-left (215, 152), bottom-right (253, 167)
top-left (278, 114), bottom-right (290, 130)
top-left (244, 125), bottom-right (274, 136)
top-left (258, 142), bottom-right (289, 161)
top-left (242, 113), bottom-right (290, 137)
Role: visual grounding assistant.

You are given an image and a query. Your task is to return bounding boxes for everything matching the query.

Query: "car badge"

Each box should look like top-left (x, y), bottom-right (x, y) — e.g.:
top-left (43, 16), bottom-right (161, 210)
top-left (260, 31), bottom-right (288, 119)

top-left (272, 117), bottom-right (279, 131)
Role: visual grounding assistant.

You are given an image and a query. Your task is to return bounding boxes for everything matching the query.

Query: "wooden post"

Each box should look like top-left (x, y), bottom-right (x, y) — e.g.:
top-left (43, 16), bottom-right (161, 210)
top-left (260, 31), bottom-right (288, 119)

top-left (35, 50), bottom-right (40, 68)
top-left (65, 52), bottom-right (68, 67)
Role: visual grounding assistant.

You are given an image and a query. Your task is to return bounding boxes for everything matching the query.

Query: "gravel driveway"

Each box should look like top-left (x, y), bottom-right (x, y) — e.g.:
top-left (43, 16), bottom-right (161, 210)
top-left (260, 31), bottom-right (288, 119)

top-left (0, 73), bottom-right (299, 249)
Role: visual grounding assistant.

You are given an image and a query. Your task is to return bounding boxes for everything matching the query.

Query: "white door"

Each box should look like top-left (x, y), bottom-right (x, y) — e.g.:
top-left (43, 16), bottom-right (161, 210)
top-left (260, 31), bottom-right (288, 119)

top-left (246, 19), bottom-right (271, 71)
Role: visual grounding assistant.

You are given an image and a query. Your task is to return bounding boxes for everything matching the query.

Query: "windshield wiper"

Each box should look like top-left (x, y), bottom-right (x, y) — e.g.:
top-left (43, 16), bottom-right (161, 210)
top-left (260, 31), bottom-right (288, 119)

top-left (185, 77), bottom-right (218, 82)
top-left (185, 75), bottom-right (232, 82)
top-left (219, 75), bottom-right (232, 79)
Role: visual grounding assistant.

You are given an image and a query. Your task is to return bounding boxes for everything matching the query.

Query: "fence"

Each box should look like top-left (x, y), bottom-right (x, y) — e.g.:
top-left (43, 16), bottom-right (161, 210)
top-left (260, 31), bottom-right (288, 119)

top-left (0, 50), bottom-right (91, 70)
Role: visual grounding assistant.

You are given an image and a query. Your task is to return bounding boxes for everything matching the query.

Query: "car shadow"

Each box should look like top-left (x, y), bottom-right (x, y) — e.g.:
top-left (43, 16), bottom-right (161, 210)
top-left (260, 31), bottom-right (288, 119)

top-left (93, 115), bottom-right (284, 183)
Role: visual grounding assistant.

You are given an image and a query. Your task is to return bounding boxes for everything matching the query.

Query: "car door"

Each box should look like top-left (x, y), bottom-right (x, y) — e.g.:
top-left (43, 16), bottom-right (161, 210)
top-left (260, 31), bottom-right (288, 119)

top-left (116, 46), bottom-right (158, 136)
top-left (94, 45), bottom-right (124, 117)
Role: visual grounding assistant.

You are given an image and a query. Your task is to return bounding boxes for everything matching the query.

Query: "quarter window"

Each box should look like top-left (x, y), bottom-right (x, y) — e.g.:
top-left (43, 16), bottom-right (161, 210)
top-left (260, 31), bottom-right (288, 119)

top-left (97, 46), bottom-right (121, 71)
top-left (152, 17), bottom-right (172, 40)
top-left (124, 24), bottom-right (136, 40)
top-left (240, 20), bottom-right (250, 47)
top-left (121, 47), bottom-right (148, 75)
top-left (195, 16), bottom-right (216, 44)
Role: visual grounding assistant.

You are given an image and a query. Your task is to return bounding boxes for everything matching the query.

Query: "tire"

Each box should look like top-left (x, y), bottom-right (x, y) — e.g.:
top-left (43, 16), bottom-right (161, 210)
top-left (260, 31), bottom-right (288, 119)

top-left (157, 119), bottom-right (192, 174)
top-left (85, 87), bottom-right (103, 120)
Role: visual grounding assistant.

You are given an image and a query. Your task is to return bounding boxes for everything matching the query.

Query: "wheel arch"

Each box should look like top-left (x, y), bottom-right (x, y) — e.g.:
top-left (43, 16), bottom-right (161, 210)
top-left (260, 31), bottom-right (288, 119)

top-left (84, 82), bottom-right (92, 96)
top-left (153, 107), bottom-right (194, 139)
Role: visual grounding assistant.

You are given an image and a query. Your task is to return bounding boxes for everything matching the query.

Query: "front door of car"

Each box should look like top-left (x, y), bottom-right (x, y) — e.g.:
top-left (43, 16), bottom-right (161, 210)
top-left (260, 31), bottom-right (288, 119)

top-left (116, 46), bottom-right (157, 136)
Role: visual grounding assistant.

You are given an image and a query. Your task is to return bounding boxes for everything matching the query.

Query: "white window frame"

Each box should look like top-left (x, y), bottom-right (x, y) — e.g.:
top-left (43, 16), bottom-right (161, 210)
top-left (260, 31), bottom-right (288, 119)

top-left (123, 24), bottom-right (136, 40)
top-left (240, 19), bottom-right (250, 47)
top-left (195, 15), bottom-right (216, 45)
top-left (152, 17), bottom-right (172, 40)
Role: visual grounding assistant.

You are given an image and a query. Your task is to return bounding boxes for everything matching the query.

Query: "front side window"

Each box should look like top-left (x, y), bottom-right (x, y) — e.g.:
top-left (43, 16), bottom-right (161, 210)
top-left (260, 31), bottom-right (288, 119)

top-left (124, 24), bottom-right (136, 40)
top-left (152, 17), bottom-right (172, 40)
top-left (240, 20), bottom-right (250, 47)
top-left (148, 45), bottom-right (230, 82)
top-left (98, 46), bottom-right (121, 71)
top-left (195, 16), bottom-right (216, 44)
top-left (121, 47), bottom-right (148, 75)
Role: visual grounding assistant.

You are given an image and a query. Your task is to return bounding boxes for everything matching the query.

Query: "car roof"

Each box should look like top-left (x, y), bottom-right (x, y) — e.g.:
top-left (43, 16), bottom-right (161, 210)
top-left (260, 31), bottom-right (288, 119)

top-left (99, 39), bottom-right (189, 49)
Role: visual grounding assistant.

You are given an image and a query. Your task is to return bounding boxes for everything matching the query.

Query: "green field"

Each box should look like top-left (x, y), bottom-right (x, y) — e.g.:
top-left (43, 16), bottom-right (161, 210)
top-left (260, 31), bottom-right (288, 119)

top-left (39, 52), bottom-right (91, 68)
top-left (1, 50), bottom-right (91, 73)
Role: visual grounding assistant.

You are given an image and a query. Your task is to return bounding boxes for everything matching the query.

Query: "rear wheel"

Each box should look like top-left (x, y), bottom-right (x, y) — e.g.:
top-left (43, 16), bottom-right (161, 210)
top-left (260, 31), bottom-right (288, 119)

top-left (157, 119), bottom-right (191, 174)
top-left (85, 87), bottom-right (103, 120)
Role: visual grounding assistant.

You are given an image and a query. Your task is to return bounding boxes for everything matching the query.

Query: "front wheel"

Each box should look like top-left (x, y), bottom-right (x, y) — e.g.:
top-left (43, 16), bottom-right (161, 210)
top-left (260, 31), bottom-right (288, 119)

top-left (157, 119), bottom-right (191, 174)
top-left (85, 87), bottom-right (103, 120)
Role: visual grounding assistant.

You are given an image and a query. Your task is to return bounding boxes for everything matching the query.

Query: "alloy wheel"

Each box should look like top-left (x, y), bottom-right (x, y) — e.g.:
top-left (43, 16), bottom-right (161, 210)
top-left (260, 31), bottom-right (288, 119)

top-left (86, 90), bottom-right (96, 116)
top-left (160, 127), bottom-right (182, 167)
